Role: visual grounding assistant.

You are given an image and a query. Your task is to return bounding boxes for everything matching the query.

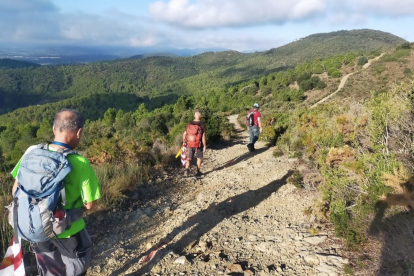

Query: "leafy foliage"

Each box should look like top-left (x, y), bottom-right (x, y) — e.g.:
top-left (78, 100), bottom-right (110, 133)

top-left (0, 30), bottom-right (405, 115)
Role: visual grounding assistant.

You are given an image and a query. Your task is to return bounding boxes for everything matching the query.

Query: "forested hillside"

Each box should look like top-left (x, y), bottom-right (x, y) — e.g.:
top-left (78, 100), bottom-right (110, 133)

top-left (0, 29), bottom-right (405, 115)
top-left (0, 58), bottom-right (40, 69)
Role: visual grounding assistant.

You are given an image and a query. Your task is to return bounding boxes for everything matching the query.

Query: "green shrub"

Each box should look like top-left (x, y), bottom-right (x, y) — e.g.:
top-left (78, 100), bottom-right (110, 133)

top-left (272, 148), bottom-right (284, 157)
top-left (291, 89), bottom-right (305, 102)
top-left (372, 63), bottom-right (386, 74)
top-left (403, 68), bottom-right (412, 76)
top-left (316, 80), bottom-right (327, 89)
top-left (397, 42), bottom-right (412, 49)
top-left (298, 79), bottom-right (313, 91)
top-left (287, 170), bottom-right (304, 188)
top-left (273, 88), bottom-right (291, 102)
top-left (261, 86), bottom-right (273, 96)
top-left (328, 69), bottom-right (342, 78)
top-left (357, 56), bottom-right (368, 66)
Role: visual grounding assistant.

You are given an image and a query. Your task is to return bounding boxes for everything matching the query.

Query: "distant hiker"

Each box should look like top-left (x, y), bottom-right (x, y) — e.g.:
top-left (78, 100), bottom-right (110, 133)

top-left (246, 103), bottom-right (262, 151)
top-left (183, 109), bottom-right (207, 177)
top-left (10, 109), bottom-right (101, 276)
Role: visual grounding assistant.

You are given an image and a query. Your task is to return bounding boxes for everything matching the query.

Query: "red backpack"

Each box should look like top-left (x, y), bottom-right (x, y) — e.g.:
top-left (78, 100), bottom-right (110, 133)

top-left (186, 123), bottom-right (203, 148)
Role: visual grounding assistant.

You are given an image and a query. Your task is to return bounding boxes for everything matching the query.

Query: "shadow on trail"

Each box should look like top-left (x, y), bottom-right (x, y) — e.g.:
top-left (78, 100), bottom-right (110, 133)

top-left (369, 180), bottom-right (414, 275)
top-left (208, 128), bottom-right (246, 150)
top-left (203, 147), bottom-right (269, 176)
top-left (110, 170), bottom-right (293, 276)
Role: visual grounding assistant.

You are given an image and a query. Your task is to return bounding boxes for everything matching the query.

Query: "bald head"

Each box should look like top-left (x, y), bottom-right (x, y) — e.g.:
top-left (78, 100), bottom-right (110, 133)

top-left (194, 109), bottom-right (202, 120)
top-left (53, 109), bottom-right (85, 133)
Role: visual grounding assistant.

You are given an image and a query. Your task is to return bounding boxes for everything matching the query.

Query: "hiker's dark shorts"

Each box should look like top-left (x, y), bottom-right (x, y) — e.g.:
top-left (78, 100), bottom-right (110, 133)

top-left (32, 228), bottom-right (92, 276)
top-left (187, 147), bottom-right (203, 160)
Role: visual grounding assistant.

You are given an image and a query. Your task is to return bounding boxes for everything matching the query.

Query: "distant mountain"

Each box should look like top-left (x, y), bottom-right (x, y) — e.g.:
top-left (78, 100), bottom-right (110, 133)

top-left (263, 29), bottom-right (406, 65)
top-left (0, 45), bottom-right (227, 65)
top-left (164, 29), bottom-right (407, 95)
top-left (129, 52), bottom-right (178, 60)
top-left (0, 58), bottom-right (40, 69)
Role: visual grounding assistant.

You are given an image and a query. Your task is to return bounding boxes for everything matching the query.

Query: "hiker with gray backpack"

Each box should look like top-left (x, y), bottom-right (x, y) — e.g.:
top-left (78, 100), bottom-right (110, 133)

top-left (9, 109), bottom-right (101, 276)
top-left (246, 103), bottom-right (263, 152)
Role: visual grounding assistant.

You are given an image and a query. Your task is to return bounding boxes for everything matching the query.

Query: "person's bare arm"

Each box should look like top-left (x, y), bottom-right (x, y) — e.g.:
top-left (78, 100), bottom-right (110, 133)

top-left (182, 131), bottom-right (187, 143)
top-left (258, 117), bottom-right (263, 132)
top-left (12, 179), bottom-right (18, 195)
top-left (84, 201), bottom-right (95, 210)
top-left (202, 131), bottom-right (207, 152)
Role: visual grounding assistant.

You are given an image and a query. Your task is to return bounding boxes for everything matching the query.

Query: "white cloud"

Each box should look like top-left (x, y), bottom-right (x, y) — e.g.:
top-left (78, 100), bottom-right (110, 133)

top-left (149, 0), bottom-right (327, 28)
top-left (327, 12), bottom-right (367, 25)
top-left (0, 0), bottom-right (152, 46)
top-left (1, 0), bottom-right (413, 51)
top-left (352, 0), bottom-right (414, 16)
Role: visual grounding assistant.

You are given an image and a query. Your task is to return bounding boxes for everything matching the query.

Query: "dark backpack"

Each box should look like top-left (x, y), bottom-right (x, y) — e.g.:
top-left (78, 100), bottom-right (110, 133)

top-left (186, 123), bottom-right (203, 148)
top-left (246, 111), bottom-right (257, 127)
top-left (8, 144), bottom-right (83, 243)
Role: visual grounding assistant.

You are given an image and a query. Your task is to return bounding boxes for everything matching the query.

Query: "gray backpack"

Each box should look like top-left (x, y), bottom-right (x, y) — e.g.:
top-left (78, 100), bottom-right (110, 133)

top-left (9, 144), bottom-right (83, 244)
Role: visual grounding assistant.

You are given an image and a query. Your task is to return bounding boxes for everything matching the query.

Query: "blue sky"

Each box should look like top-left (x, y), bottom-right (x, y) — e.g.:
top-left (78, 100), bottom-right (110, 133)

top-left (1, 0), bottom-right (414, 52)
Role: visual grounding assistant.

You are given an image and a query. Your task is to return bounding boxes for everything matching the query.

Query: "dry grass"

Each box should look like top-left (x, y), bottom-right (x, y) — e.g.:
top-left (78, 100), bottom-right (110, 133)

top-left (94, 163), bottom-right (149, 209)
top-left (326, 146), bottom-right (355, 167)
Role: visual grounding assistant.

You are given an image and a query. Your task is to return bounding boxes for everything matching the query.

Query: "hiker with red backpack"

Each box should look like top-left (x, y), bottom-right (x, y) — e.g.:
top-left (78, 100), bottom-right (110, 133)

top-left (246, 103), bottom-right (262, 152)
top-left (183, 109), bottom-right (207, 177)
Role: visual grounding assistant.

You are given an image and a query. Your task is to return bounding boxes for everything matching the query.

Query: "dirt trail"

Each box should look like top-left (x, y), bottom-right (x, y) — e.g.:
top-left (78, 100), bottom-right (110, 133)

top-left (311, 53), bottom-right (385, 108)
top-left (88, 116), bottom-right (349, 276)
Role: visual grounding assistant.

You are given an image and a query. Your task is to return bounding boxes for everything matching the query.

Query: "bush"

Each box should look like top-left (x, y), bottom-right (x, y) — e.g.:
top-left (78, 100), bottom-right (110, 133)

top-left (287, 170), bottom-right (304, 188)
top-left (298, 79), bottom-right (313, 91)
top-left (357, 56), bottom-right (368, 66)
top-left (316, 80), bottom-right (327, 89)
top-left (273, 88), bottom-right (291, 102)
top-left (290, 89), bottom-right (305, 102)
top-left (328, 69), bottom-right (342, 78)
top-left (312, 65), bottom-right (325, 74)
top-left (273, 148), bottom-right (284, 157)
top-left (261, 86), bottom-right (272, 96)
top-left (297, 72), bottom-right (312, 82)
top-left (397, 42), bottom-right (412, 50)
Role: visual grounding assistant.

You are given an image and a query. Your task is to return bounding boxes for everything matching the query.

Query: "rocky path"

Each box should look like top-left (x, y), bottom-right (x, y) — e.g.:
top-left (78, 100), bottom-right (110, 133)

top-left (87, 115), bottom-right (349, 276)
top-left (311, 53), bottom-right (385, 108)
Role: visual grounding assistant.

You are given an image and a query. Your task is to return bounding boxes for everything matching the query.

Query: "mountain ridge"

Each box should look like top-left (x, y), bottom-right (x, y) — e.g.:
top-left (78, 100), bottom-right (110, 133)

top-left (0, 29), bottom-right (406, 116)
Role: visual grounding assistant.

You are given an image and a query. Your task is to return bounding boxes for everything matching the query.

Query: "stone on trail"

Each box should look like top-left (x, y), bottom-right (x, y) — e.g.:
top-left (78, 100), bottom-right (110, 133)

top-left (303, 254), bottom-right (320, 265)
top-left (303, 236), bottom-right (327, 245)
top-left (247, 234), bottom-right (257, 241)
top-left (174, 256), bottom-right (187, 264)
top-left (317, 254), bottom-right (349, 267)
top-left (255, 242), bottom-right (274, 252)
top-left (226, 263), bottom-right (243, 273)
top-left (317, 263), bottom-right (338, 276)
